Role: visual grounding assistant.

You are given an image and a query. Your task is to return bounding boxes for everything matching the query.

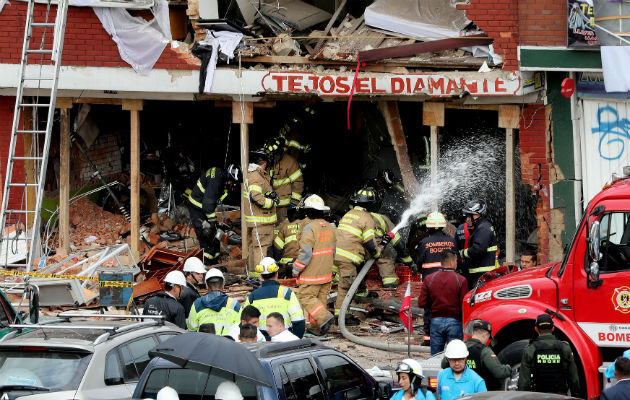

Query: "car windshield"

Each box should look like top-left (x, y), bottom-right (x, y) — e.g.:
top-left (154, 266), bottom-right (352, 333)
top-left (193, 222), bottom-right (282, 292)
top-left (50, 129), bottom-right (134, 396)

top-left (0, 349), bottom-right (92, 391)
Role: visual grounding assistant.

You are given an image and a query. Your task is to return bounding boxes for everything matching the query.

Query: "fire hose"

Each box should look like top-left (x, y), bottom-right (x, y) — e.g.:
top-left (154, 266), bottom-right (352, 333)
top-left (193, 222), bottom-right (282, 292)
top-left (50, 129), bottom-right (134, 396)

top-left (337, 254), bottom-right (431, 354)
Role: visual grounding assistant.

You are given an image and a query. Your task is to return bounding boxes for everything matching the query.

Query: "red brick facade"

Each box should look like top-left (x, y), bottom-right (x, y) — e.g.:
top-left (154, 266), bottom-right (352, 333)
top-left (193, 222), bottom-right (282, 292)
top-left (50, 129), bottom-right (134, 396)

top-left (0, 2), bottom-right (200, 70)
top-left (519, 104), bottom-right (551, 264)
top-left (0, 97), bottom-right (26, 220)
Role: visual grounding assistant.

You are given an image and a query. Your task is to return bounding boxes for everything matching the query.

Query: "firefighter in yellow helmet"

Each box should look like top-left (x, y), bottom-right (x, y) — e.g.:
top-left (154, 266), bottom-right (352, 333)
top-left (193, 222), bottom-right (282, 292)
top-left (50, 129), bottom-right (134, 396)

top-left (371, 210), bottom-right (417, 289)
top-left (293, 194), bottom-right (336, 335)
top-left (333, 187), bottom-right (381, 326)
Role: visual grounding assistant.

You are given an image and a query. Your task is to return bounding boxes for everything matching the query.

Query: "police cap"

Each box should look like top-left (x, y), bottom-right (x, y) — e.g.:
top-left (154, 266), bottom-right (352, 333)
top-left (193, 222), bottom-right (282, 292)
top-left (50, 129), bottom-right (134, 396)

top-left (536, 313), bottom-right (554, 329)
top-left (472, 319), bottom-right (492, 335)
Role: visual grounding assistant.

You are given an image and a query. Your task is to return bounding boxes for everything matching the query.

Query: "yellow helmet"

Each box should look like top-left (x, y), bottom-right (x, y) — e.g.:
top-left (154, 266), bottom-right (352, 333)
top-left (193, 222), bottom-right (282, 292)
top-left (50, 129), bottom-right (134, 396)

top-left (426, 211), bottom-right (446, 228)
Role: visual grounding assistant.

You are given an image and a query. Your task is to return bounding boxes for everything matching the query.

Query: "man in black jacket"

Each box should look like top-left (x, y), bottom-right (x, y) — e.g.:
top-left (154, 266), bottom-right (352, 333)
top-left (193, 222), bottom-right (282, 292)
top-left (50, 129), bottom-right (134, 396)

top-left (179, 257), bottom-right (207, 317)
top-left (186, 165), bottom-right (241, 265)
top-left (459, 199), bottom-right (499, 288)
top-left (143, 271), bottom-right (187, 329)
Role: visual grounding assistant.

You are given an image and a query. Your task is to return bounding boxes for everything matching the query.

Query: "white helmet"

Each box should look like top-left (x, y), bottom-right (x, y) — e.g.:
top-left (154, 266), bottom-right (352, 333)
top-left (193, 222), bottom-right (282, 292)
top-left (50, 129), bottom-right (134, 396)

top-left (156, 386), bottom-right (179, 400)
top-left (183, 257), bottom-right (206, 274)
top-left (163, 271), bottom-right (186, 287)
top-left (215, 381), bottom-right (243, 400)
top-left (395, 358), bottom-right (424, 379)
top-left (425, 211), bottom-right (446, 228)
top-left (445, 339), bottom-right (469, 359)
top-left (255, 257), bottom-right (279, 275)
top-left (303, 194), bottom-right (330, 211)
top-left (205, 268), bottom-right (225, 283)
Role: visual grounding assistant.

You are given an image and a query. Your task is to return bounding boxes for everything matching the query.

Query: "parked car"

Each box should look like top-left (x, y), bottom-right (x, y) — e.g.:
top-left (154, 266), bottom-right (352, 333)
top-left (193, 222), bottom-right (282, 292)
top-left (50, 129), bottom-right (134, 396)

top-left (0, 314), bottom-right (184, 400)
top-left (133, 338), bottom-right (395, 400)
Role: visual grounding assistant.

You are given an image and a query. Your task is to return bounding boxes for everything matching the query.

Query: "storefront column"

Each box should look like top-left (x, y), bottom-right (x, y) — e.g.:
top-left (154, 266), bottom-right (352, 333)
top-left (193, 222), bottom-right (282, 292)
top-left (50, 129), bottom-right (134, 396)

top-left (423, 102), bottom-right (444, 211)
top-left (233, 101), bottom-right (253, 261)
top-left (56, 98), bottom-right (73, 257)
top-left (122, 99), bottom-right (143, 260)
top-left (499, 105), bottom-right (519, 264)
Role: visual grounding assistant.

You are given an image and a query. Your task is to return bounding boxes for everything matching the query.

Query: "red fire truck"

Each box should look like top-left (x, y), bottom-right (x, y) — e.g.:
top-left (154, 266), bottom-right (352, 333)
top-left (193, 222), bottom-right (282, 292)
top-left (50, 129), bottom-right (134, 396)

top-left (462, 177), bottom-right (630, 399)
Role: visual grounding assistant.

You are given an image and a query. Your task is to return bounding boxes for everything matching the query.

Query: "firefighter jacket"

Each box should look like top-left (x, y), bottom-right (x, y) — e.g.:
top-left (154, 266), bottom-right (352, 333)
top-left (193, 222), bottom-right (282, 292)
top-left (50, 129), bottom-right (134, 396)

top-left (187, 290), bottom-right (241, 335)
top-left (517, 334), bottom-right (580, 395)
top-left (294, 219), bottom-right (336, 285)
top-left (188, 167), bottom-right (228, 219)
top-left (243, 280), bottom-right (305, 338)
top-left (334, 207), bottom-right (379, 265)
top-left (243, 164), bottom-right (277, 226)
top-left (462, 217), bottom-right (499, 275)
top-left (417, 230), bottom-right (457, 276)
top-left (271, 154), bottom-right (304, 207)
top-left (143, 292), bottom-right (186, 329)
top-left (273, 219), bottom-right (303, 265)
top-left (440, 338), bottom-right (512, 390)
top-left (179, 282), bottom-right (200, 318)
top-left (371, 212), bottom-right (413, 264)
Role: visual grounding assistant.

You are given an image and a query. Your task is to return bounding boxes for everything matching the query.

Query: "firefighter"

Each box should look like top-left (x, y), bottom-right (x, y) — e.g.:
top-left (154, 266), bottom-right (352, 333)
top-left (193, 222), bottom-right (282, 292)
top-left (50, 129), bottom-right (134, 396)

top-left (460, 199), bottom-right (499, 288)
top-left (333, 187), bottom-right (381, 325)
top-left (292, 194), bottom-right (336, 335)
top-left (186, 164), bottom-right (241, 265)
top-left (518, 314), bottom-right (580, 395)
top-left (371, 211), bottom-right (416, 289)
top-left (143, 271), bottom-right (187, 329)
top-left (187, 268), bottom-right (242, 335)
top-left (273, 206), bottom-right (304, 277)
top-left (244, 150), bottom-right (278, 277)
top-left (440, 319), bottom-right (511, 390)
top-left (243, 257), bottom-right (305, 340)
top-left (416, 211), bottom-right (457, 346)
top-left (179, 257), bottom-right (206, 318)
top-left (266, 137), bottom-right (304, 222)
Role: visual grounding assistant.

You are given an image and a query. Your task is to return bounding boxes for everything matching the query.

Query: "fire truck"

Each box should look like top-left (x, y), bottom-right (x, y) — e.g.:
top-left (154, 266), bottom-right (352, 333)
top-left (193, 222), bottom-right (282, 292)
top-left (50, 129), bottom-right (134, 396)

top-left (463, 177), bottom-right (630, 399)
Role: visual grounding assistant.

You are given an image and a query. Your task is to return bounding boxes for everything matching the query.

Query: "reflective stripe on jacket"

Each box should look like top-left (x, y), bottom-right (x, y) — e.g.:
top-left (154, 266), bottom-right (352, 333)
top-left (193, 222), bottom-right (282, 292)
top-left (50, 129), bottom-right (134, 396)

top-left (271, 154), bottom-right (304, 206)
top-left (295, 219), bottom-right (336, 284)
top-left (188, 167), bottom-right (225, 218)
top-left (334, 207), bottom-right (377, 266)
top-left (274, 219), bottom-right (303, 264)
top-left (243, 166), bottom-right (277, 226)
top-left (243, 280), bottom-right (305, 337)
top-left (187, 294), bottom-right (241, 335)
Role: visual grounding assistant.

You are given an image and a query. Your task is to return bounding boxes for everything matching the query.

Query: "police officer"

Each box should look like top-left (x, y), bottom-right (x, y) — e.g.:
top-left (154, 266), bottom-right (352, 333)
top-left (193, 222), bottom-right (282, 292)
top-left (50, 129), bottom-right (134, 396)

top-left (186, 164), bottom-right (241, 264)
top-left (187, 268), bottom-right (242, 335)
top-left (179, 257), bottom-right (206, 318)
top-left (333, 187), bottom-right (381, 324)
top-left (243, 257), bottom-right (305, 340)
top-left (460, 199), bottom-right (499, 287)
top-left (441, 320), bottom-right (511, 390)
top-left (143, 271), bottom-right (187, 329)
top-left (517, 314), bottom-right (580, 395)
top-left (416, 211), bottom-right (457, 346)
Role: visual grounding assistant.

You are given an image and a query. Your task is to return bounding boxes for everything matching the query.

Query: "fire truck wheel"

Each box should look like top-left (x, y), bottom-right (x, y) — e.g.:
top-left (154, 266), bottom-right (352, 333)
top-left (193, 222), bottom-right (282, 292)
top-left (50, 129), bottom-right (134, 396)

top-left (497, 339), bottom-right (529, 391)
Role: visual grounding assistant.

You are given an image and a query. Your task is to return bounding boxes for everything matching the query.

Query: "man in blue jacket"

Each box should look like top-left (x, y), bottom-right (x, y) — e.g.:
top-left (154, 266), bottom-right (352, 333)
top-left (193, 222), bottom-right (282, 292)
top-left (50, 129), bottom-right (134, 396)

top-left (600, 356), bottom-right (630, 400)
top-left (437, 339), bottom-right (486, 400)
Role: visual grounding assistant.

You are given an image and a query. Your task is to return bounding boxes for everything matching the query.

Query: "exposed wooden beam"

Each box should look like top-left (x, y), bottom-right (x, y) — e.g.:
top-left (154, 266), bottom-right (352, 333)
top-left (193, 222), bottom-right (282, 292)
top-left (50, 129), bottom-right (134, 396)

top-left (359, 36), bottom-right (492, 62)
top-left (499, 105), bottom-right (519, 264)
top-left (58, 103), bottom-right (72, 257)
top-left (311, 0), bottom-right (348, 56)
top-left (423, 102), bottom-right (444, 211)
top-left (215, 100), bottom-right (276, 109)
top-left (233, 101), bottom-right (253, 261)
top-left (123, 100), bottom-right (143, 259)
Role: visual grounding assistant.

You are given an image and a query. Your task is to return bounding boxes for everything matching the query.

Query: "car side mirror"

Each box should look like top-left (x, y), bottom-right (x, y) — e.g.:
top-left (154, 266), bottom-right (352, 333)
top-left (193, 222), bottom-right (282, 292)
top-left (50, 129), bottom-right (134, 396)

top-left (104, 377), bottom-right (124, 386)
top-left (589, 221), bottom-right (601, 262)
top-left (587, 261), bottom-right (603, 289)
top-left (377, 382), bottom-right (391, 400)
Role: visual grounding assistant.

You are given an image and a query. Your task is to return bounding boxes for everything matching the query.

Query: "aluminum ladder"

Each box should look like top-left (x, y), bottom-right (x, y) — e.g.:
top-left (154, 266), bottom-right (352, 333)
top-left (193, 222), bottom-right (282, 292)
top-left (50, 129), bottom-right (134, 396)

top-left (0, 0), bottom-right (69, 271)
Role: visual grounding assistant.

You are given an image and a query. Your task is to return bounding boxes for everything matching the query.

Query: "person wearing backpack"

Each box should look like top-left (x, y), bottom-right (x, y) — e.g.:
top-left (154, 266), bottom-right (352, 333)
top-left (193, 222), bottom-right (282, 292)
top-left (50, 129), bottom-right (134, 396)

top-left (417, 250), bottom-right (468, 355)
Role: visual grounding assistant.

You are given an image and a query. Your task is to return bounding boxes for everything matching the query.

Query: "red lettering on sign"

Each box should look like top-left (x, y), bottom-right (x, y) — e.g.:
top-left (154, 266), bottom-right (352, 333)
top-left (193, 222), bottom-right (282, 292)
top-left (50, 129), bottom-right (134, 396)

top-left (308, 76), bottom-right (319, 92)
top-left (272, 75), bottom-right (287, 91)
top-left (356, 78), bottom-right (370, 93)
top-left (406, 77), bottom-right (412, 93)
top-left (391, 77), bottom-right (404, 93)
top-left (429, 78), bottom-right (444, 94)
top-left (336, 76), bottom-right (350, 93)
top-left (413, 78), bottom-right (425, 93)
top-left (459, 78), bottom-right (478, 93)
top-left (319, 76), bottom-right (335, 94)
top-left (494, 79), bottom-right (506, 93)
top-left (483, 79), bottom-right (488, 92)
top-left (607, 333), bottom-right (615, 341)
top-left (371, 77), bottom-right (385, 93)
top-left (446, 79), bottom-right (458, 95)
top-left (288, 75), bottom-right (302, 92)
top-left (599, 332), bottom-right (606, 341)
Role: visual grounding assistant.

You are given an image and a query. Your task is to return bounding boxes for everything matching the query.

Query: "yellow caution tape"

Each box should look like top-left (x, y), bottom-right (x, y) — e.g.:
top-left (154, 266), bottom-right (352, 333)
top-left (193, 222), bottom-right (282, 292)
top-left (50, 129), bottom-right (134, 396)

top-left (0, 269), bottom-right (134, 288)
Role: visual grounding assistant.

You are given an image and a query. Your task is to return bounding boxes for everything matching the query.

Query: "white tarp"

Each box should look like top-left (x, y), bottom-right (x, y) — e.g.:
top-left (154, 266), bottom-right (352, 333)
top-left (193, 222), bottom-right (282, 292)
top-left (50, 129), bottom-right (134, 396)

top-left (581, 99), bottom-right (630, 202)
top-left (93, 0), bottom-right (172, 75)
top-left (200, 30), bottom-right (243, 93)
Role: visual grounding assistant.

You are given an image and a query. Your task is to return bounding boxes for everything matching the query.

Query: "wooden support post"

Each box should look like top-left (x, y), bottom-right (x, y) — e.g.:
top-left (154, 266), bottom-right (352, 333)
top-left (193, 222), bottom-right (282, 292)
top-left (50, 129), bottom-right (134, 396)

top-left (499, 105), bottom-right (520, 264)
top-left (423, 102), bottom-right (445, 211)
top-left (122, 99), bottom-right (144, 259)
top-left (378, 101), bottom-right (418, 194)
top-left (232, 101), bottom-right (253, 261)
top-left (57, 98), bottom-right (73, 256)
top-left (22, 107), bottom-right (36, 227)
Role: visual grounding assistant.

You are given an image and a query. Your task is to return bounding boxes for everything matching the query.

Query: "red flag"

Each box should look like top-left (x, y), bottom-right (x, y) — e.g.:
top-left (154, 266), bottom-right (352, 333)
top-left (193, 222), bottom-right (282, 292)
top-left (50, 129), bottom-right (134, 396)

top-left (399, 280), bottom-right (413, 334)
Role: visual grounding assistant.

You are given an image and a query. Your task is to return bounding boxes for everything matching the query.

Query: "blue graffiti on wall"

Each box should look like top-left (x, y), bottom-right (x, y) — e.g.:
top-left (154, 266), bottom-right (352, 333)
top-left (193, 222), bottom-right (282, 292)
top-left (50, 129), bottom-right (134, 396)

top-left (592, 105), bottom-right (630, 160)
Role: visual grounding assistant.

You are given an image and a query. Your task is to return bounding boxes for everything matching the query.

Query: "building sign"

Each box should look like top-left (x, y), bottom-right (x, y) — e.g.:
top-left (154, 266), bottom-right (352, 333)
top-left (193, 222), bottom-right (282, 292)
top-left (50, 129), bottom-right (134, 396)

top-left (578, 322), bottom-right (630, 347)
top-left (261, 71), bottom-right (525, 97)
top-left (568, 0), bottom-right (600, 46)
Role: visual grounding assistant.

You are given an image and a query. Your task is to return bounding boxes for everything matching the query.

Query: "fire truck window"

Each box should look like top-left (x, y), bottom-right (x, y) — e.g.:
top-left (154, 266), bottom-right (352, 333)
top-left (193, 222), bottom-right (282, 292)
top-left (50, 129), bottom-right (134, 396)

top-left (598, 212), bottom-right (630, 273)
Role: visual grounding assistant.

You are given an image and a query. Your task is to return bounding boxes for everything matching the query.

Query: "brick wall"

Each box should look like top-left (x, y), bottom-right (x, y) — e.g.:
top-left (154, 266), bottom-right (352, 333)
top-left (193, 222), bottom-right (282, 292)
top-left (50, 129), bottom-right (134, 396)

top-left (518, 0), bottom-right (567, 46)
top-left (457, 0), bottom-right (520, 71)
top-left (76, 131), bottom-right (122, 188)
top-left (0, 2), bottom-right (200, 70)
top-left (0, 97), bottom-right (26, 223)
top-left (519, 104), bottom-right (551, 264)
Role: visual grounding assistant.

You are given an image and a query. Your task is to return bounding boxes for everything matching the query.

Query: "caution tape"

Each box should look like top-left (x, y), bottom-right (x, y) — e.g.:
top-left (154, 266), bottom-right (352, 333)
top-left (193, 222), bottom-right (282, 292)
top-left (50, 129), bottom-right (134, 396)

top-left (0, 269), bottom-right (134, 288)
